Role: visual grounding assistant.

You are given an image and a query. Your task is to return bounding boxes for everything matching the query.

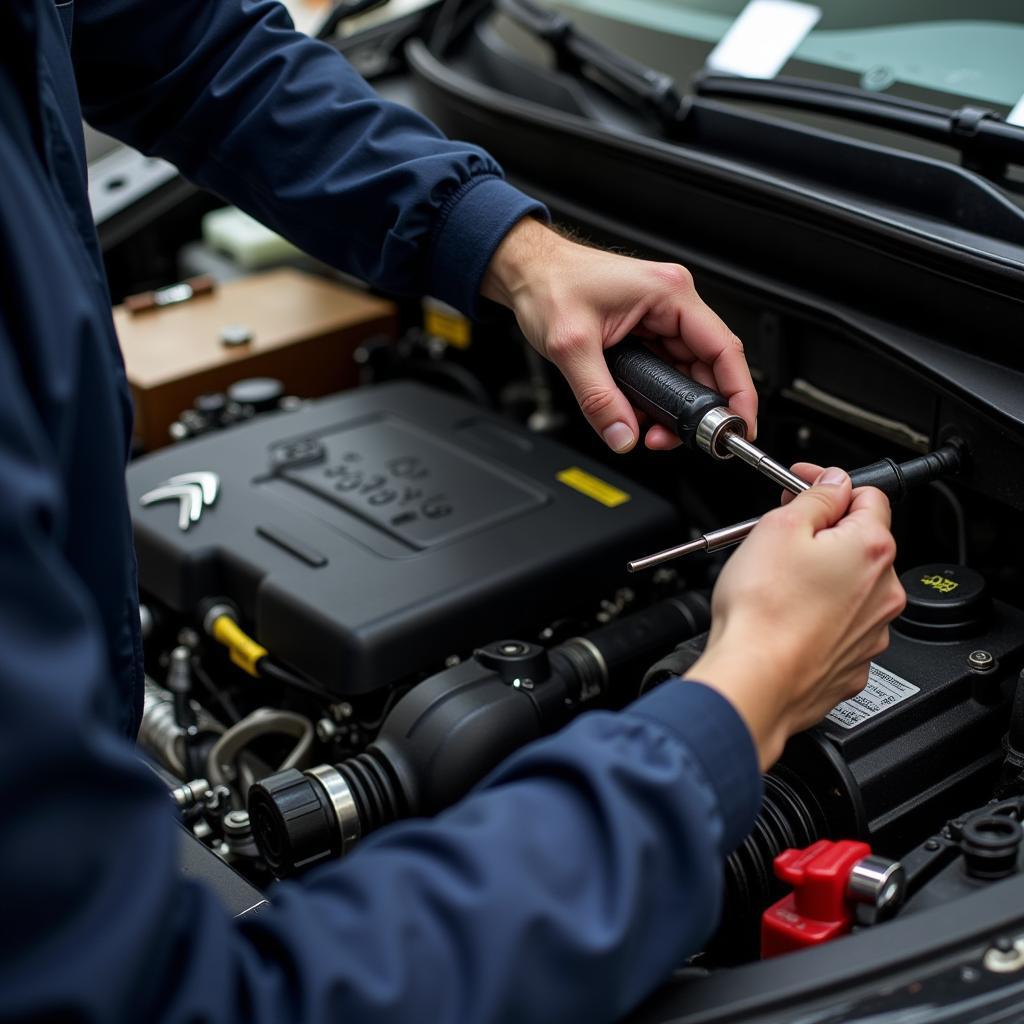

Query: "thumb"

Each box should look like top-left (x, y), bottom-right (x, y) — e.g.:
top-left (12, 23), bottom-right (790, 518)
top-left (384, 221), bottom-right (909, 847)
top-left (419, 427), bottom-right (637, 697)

top-left (787, 467), bottom-right (852, 535)
top-left (551, 343), bottom-right (640, 453)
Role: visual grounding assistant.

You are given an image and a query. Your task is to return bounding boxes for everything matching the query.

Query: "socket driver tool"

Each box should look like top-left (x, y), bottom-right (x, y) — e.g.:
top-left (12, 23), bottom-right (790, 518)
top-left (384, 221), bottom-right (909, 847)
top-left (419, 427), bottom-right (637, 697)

top-left (608, 340), bottom-right (807, 495)
top-left (627, 446), bottom-right (964, 573)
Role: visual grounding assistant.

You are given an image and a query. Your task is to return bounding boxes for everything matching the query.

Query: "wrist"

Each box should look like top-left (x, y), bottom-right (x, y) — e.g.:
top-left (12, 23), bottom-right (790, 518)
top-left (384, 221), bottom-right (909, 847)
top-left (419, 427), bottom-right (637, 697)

top-left (689, 644), bottom-right (794, 771)
top-left (481, 216), bottom-right (565, 309)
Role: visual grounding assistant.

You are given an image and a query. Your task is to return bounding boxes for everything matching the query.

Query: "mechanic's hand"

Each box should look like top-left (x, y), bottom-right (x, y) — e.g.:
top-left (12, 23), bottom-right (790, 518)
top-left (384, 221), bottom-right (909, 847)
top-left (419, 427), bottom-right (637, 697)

top-left (481, 217), bottom-right (756, 453)
top-left (689, 466), bottom-right (906, 771)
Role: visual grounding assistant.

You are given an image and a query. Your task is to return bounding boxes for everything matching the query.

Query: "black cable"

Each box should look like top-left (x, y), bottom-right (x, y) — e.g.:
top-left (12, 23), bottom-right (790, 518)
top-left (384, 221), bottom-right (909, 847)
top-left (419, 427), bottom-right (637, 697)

top-left (190, 655), bottom-right (243, 725)
top-left (259, 658), bottom-right (334, 699)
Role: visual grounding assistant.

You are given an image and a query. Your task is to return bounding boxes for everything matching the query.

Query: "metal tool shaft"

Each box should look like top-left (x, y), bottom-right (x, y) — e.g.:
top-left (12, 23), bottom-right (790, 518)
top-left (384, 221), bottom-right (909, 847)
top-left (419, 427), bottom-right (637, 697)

top-left (627, 446), bottom-right (965, 573)
top-left (627, 517), bottom-right (760, 573)
top-left (722, 434), bottom-right (810, 495)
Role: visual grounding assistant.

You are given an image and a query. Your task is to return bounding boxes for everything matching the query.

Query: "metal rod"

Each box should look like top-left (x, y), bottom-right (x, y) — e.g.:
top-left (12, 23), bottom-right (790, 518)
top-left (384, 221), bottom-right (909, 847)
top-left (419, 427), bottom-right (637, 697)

top-left (722, 434), bottom-right (810, 495)
top-left (627, 517), bottom-right (760, 573)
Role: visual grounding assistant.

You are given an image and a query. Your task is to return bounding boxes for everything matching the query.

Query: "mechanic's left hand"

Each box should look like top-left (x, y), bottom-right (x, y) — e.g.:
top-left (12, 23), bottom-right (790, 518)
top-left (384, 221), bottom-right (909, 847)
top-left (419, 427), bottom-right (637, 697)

top-left (482, 216), bottom-right (756, 453)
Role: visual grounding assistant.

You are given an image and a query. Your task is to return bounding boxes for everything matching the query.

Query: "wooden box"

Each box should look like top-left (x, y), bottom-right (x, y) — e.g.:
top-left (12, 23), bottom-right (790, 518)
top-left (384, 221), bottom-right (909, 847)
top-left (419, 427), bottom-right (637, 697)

top-left (114, 268), bottom-right (397, 451)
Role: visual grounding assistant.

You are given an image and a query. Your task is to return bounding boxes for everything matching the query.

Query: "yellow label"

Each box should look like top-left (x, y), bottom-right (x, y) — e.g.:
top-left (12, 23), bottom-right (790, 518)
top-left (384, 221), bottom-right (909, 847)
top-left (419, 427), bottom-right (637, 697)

top-left (557, 467), bottom-right (630, 508)
top-left (921, 574), bottom-right (959, 594)
top-left (424, 308), bottom-right (472, 349)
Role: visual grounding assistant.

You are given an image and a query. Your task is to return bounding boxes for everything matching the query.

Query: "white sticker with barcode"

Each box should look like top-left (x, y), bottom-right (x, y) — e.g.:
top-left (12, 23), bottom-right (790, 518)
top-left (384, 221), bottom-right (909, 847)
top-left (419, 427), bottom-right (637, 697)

top-left (826, 663), bottom-right (920, 730)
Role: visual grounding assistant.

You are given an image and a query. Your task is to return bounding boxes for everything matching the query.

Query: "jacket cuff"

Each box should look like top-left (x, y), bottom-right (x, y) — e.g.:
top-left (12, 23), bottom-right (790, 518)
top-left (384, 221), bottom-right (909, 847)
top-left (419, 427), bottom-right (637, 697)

top-left (427, 176), bottom-right (548, 318)
top-left (628, 680), bottom-right (763, 855)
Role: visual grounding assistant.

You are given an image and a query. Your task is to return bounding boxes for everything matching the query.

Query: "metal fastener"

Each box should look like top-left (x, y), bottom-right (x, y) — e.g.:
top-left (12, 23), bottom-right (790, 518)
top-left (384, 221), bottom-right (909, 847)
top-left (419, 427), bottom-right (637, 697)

top-left (968, 650), bottom-right (996, 673)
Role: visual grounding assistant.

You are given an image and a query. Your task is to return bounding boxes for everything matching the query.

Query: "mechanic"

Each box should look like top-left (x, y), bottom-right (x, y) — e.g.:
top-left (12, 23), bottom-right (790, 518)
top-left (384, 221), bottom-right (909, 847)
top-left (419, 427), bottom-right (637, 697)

top-left (0, 1), bottom-right (906, 1021)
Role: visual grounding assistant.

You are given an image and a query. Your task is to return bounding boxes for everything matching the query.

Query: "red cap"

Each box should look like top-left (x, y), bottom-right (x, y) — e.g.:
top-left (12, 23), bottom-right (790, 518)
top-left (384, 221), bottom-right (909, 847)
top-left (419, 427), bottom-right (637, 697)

top-left (761, 839), bottom-right (871, 959)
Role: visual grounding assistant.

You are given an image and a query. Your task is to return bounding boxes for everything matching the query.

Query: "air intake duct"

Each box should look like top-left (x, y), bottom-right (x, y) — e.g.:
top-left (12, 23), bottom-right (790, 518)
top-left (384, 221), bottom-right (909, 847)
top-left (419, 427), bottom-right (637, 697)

top-left (249, 596), bottom-right (709, 876)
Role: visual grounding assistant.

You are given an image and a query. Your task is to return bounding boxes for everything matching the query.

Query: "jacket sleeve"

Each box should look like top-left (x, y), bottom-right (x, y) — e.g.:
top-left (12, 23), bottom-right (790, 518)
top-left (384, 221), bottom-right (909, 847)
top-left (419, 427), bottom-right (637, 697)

top-left (70, 0), bottom-right (546, 316)
top-left (0, 296), bottom-right (762, 1019)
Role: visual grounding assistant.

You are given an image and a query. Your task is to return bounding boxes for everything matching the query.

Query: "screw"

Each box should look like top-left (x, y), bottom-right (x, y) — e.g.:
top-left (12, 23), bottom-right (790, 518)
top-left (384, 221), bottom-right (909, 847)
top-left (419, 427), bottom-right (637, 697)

top-left (316, 719), bottom-right (338, 742)
top-left (969, 650), bottom-right (996, 673)
top-left (499, 642), bottom-right (526, 656)
top-left (224, 810), bottom-right (250, 830)
top-left (329, 702), bottom-right (353, 721)
top-left (995, 936), bottom-right (1015, 954)
top-left (925, 839), bottom-right (941, 851)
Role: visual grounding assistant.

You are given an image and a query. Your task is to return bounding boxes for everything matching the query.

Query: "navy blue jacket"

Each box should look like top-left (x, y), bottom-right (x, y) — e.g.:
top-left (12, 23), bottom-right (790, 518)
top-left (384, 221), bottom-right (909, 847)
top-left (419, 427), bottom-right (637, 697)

top-left (0, 1), bottom-right (763, 1020)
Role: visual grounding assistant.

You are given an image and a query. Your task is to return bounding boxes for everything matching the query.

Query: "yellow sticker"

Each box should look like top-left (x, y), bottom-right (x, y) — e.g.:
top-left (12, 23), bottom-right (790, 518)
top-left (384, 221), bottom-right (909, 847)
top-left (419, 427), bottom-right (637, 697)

top-left (557, 467), bottom-right (630, 508)
top-left (424, 308), bottom-right (472, 349)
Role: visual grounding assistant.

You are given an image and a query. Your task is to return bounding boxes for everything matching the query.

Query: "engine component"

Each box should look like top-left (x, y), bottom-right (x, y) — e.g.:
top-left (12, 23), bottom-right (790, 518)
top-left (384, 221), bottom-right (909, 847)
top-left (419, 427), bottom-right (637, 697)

top-left (705, 566), bottom-right (1024, 958)
top-left (128, 382), bottom-right (677, 695)
top-left (760, 839), bottom-right (904, 959)
top-left (248, 596), bottom-right (710, 876)
top-left (138, 677), bottom-right (223, 777)
top-left (892, 799), bottom-right (1024, 922)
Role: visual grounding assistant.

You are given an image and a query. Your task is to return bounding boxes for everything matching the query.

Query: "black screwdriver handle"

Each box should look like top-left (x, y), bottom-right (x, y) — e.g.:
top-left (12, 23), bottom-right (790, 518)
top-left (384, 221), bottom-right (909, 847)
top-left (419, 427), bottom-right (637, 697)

top-left (607, 340), bottom-right (727, 449)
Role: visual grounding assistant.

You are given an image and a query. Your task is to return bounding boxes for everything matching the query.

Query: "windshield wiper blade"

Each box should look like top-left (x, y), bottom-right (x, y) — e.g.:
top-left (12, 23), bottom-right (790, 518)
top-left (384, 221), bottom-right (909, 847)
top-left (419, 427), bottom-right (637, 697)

top-left (496, 0), bottom-right (689, 130)
top-left (694, 72), bottom-right (1024, 173)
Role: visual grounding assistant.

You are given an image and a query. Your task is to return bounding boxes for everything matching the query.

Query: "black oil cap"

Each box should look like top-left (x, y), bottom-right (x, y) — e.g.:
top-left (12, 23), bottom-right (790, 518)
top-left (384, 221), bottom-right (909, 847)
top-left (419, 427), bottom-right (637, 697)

top-left (894, 564), bottom-right (991, 641)
top-left (248, 768), bottom-right (339, 878)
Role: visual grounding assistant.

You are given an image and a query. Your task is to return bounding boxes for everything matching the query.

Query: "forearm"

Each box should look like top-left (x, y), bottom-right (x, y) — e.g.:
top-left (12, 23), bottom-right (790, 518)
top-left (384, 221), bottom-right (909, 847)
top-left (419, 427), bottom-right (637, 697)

top-left (71, 0), bottom-right (544, 314)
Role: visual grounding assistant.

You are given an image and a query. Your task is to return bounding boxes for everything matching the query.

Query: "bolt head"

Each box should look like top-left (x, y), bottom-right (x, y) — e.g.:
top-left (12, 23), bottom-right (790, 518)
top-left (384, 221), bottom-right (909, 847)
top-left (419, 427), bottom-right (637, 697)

top-left (969, 650), bottom-right (996, 672)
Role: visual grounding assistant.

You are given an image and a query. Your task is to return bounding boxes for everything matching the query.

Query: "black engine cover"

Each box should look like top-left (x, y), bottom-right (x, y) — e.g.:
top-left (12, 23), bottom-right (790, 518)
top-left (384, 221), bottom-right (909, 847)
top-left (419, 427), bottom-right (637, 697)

top-left (128, 383), bottom-right (676, 694)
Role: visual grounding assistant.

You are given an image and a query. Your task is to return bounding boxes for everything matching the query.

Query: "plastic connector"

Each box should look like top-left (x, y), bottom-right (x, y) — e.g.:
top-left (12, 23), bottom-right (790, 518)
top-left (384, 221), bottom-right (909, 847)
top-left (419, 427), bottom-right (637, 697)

top-left (761, 839), bottom-right (871, 959)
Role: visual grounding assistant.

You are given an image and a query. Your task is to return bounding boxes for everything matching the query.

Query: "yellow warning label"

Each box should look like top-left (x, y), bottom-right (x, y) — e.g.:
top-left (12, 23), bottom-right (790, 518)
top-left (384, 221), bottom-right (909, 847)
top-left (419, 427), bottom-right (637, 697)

top-left (557, 467), bottom-right (630, 508)
top-left (424, 308), bottom-right (472, 349)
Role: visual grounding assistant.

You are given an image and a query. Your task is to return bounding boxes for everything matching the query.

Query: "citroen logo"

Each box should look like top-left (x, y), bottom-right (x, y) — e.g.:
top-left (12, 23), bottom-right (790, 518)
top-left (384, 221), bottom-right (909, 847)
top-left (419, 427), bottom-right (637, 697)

top-left (140, 472), bottom-right (220, 531)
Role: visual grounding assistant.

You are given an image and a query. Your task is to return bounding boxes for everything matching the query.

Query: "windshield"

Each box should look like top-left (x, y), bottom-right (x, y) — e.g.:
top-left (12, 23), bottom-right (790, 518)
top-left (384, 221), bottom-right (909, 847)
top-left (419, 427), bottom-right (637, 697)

top-left (550, 0), bottom-right (1024, 120)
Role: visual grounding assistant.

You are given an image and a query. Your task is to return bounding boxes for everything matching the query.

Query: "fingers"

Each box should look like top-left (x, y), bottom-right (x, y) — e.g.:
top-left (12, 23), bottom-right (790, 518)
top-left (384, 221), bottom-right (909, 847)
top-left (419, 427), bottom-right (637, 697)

top-left (641, 289), bottom-right (758, 438)
top-left (781, 467), bottom-right (853, 534)
top-left (548, 335), bottom-right (640, 452)
top-left (845, 484), bottom-right (894, 531)
top-left (781, 462), bottom-right (824, 505)
top-left (644, 425), bottom-right (682, 450)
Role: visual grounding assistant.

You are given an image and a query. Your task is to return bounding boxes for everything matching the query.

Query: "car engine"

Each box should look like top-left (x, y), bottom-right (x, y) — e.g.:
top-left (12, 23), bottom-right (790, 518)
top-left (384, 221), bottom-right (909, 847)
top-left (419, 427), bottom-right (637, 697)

top-left (128, 332), bottom-right (1024, 979)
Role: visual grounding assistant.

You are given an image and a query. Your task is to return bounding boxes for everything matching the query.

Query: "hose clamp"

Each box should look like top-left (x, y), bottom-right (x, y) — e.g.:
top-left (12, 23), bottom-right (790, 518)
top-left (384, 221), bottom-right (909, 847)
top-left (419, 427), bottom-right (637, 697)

top-left (308, 764), bottom-right (362, 854)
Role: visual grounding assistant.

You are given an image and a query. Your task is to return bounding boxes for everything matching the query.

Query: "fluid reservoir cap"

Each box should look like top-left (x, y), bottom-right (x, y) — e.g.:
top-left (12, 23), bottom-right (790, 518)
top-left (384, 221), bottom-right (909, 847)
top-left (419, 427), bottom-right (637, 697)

top-left (894, 564), bottom-right (991, 641)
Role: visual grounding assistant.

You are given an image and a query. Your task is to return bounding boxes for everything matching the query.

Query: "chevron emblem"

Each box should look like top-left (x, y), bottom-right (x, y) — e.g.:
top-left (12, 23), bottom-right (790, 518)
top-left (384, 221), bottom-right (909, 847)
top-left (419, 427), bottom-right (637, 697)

top-left (140, 472), bottom-right (220, 531)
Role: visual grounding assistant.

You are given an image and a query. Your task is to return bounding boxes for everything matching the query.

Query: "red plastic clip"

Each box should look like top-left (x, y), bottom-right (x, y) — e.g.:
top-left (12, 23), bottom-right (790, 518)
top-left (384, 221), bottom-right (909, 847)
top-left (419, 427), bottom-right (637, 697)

top-left (760, 839), bottom-right (872, 959)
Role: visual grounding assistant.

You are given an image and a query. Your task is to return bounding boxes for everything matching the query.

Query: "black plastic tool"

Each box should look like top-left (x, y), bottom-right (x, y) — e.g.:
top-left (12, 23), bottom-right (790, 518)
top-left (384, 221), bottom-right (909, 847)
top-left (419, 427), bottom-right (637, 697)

top-left (608, 340), bottom-right (808, 494)
top-left (608, 340), bottom-right (732, 452)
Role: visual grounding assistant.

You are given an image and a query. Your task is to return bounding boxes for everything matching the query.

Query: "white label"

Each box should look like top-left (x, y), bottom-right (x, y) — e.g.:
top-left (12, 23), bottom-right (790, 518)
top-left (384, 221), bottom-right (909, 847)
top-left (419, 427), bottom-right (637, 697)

top-left (1008, 93), bottom-right (1024, 128)
top-left (705, 0), bottom-right (821, 79)
top-left (826, 663), bottom-right (920, 730)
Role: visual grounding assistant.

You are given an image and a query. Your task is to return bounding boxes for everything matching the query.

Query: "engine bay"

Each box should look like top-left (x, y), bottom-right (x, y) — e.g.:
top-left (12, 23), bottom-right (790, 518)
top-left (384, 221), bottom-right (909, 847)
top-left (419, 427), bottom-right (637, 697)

top-left (130, 319), bottom-right (1024, 995)
top-left (90, 4), bottom-right (1024, 1016)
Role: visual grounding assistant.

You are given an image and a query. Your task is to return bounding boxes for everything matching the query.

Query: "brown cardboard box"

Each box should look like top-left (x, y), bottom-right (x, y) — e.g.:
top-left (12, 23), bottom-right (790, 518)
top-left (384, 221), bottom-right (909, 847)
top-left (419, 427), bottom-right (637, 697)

top-left (114, 268), bottom-right (397, 451)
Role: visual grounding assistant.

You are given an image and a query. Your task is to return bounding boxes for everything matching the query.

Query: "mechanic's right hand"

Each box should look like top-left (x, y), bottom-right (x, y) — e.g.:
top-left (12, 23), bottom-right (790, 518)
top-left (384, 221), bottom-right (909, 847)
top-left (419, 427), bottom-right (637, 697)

top-left (689, 467), bottom-right (906, 771)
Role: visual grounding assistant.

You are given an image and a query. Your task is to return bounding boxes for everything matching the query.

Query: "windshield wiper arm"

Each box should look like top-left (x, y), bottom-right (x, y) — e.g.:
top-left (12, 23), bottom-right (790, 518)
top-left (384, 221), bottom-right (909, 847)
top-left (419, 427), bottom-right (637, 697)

top-left (496, 0), bottom-right (689, 130)
top-left (694, 72), bottom-right (1024, 173)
